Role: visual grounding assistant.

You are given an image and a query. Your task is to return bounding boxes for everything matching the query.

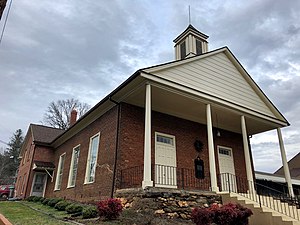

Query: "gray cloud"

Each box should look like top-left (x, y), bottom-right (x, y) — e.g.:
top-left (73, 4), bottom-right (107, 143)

top-left (0, 0), bottom-right (299, 173)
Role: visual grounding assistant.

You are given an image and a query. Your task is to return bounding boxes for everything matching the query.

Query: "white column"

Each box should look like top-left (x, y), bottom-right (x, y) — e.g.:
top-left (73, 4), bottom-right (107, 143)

top-left (206, 104), bottom-right (219, 192)
top-left (241, 116), bottom-right (255, 192)
top-left (142, 83), bottom-right (153, 188)
top-left (277, 128), bottom-right (294, 197)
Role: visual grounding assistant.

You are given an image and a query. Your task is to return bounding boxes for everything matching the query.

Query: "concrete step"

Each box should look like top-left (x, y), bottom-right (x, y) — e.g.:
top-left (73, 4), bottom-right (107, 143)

top-left (220, 192), bottom-right (300, 225)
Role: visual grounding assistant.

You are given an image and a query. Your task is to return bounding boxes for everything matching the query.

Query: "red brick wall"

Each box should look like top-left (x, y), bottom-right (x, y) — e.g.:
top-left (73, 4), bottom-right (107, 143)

top-left (45, 106), bottom-right (118, 203)
top-left (15, 133), bottom-right (56, 198)
top-left (15, 134), bottom-right (33, 198)
top-left (40, 102), bottom-right (248, 201)
top-left (117, 103), bottom-right (247, 189)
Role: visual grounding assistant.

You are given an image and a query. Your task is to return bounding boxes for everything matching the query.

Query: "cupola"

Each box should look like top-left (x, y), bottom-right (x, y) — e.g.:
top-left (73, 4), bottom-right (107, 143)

top-left (173, 24), bottom-right (209, 60)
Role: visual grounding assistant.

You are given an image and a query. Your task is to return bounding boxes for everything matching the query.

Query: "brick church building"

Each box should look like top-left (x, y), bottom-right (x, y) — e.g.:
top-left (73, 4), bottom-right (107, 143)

top-left (15, 25), bottom-right (294, 202)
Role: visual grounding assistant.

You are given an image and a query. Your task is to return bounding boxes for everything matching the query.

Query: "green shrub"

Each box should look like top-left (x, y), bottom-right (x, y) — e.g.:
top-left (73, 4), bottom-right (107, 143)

top-left (26, 196), bottom-right (44, 202)
top-left (82, 206), bottom-right (98, 219)
top-left (33, 196), bottom-right (45, 202)
top-left (47, 198), bottom-right (63, 207)
top-left (26, 196), bottom-right (36, 202)
top-left (54, 200), bottom-right (71, 211)
top-left (66, 203), bottom-right (83, 214)
top-left (42, 198), bottom-right (50, 205)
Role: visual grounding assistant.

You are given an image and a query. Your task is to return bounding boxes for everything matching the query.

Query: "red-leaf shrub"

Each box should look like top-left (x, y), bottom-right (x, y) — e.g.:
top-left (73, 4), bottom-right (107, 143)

top-left (191, 203), bottom-right (253, 225)
top-left (97, 198), bottom-right (123, 220)
top-left (191, 207), bottom-right (213, 225)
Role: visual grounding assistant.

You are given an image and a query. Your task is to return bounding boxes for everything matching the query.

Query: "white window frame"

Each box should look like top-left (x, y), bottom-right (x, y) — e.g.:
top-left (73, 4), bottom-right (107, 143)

top-left (54, 153), bottom-right (66, 191)
top-left (67, 145), bottom-right (80, 188)
top-left (84, 132), bottom-right (100, 184)
top-left (218, 146), bottom-right (233, 157)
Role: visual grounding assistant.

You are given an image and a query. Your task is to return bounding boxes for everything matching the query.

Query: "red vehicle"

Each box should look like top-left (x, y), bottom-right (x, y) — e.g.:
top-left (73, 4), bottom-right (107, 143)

top-left (0, 185), bottom-right (13, 199)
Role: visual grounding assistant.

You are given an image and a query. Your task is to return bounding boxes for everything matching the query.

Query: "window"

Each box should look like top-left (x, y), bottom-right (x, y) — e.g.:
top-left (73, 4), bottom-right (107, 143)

top-left (68, 145), bottom-right (80, 188)
top-left (55, 153), bottom-right (66, 190)
top-left (196, 39), bottom-right (202, 55)
top-left (85, 133), bottom-right (100, 184)
top-left (219, 148), bottom-right (231, 156)
top-left (156, 135), bottom-right (174, 146)
top-left (180, 41), bottom-right (186, 59)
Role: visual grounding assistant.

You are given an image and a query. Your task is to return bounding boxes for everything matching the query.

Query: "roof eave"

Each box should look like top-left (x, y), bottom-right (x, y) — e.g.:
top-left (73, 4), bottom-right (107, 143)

top-left (51, 69), bottom-right (142, 146)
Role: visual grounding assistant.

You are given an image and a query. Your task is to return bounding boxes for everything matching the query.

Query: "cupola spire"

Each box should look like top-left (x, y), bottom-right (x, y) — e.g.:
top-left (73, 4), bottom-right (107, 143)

top-left (173, 24), bottom-right (209, 60)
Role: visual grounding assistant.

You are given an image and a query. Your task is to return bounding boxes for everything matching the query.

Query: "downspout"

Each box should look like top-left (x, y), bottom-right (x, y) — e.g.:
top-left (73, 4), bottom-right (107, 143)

top-left (109, 97), bottom-right (121, 198)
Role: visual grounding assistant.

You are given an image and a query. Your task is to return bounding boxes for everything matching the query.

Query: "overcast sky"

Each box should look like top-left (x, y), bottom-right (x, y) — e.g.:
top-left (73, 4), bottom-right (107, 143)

top-left (0, 0), bottom-right (299, 173)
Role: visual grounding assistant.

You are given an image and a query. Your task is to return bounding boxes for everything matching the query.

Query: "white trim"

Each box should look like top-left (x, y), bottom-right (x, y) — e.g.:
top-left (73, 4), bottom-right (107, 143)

top-left (141, 72), bottom-right (287, 128)
top-left (155, 132), bottom-right (176, 146)
top-left (84, 132), bottom-right (100, 184)
top-left (142, 84), bottom-right (153, 188)
top-left (54, 152), bottom-right (66, 191)
top-left (217, 146), bottom-right (237, 192)
top-left (241, 116), bottom-right (254, 183)
top-left (277, 128), bottom-right (294, 197)
top-left (154, 132), bottom-right (177, 188)
top-left (218, 146), bottom-right (233, 155)
top-left (207, 104), bottom-right (219, 192)
top-left (30, 172), bottom-right (47, 197)
top-left (67, 144), bottom-right (80, 188)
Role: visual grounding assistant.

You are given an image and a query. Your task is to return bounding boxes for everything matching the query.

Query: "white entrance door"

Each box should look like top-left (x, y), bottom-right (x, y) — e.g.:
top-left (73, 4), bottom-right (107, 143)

top-left (155, 133), bottom-right (177, 188)
top-left (31, 173), bottom-right (47, 197)
top-left (218, 146), bottom-right (237, 192)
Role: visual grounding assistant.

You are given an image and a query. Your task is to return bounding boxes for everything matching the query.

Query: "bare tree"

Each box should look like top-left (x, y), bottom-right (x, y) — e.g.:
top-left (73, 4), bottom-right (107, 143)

top-left (43, 98), bottom-right (91, 130)
top-left (0, 0), bottom-right (7, 20)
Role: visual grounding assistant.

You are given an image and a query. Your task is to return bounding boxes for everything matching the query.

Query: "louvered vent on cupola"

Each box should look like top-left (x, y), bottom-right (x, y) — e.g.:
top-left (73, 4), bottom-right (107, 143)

top-left (173, 24), bottom-right (209, 60)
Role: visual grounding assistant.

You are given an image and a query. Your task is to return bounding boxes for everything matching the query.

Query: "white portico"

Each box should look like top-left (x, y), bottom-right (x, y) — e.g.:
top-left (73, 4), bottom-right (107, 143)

top-left (112, 25), bottom-right (292, 196)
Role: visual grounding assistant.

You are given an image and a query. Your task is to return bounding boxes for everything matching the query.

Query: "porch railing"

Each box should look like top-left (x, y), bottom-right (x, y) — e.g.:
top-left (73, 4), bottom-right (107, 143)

top-left (218, 173), bottom-right (300, 221)
top-left (116, 164), bottom-right (211, 191)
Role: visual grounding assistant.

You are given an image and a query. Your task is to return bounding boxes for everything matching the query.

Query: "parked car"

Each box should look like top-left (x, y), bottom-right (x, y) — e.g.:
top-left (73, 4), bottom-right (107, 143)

top-left (0, 185), bottom-right (14, 199)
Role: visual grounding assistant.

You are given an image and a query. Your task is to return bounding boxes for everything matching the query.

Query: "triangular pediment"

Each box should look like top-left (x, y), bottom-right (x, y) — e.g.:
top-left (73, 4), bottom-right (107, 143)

top-left (143, 47), bottom-right (288, 125)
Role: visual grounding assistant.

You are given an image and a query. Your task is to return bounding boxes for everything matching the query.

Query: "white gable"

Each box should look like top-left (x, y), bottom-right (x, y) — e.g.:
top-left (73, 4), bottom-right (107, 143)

top-left (143, 49), bottom-right (284, 121)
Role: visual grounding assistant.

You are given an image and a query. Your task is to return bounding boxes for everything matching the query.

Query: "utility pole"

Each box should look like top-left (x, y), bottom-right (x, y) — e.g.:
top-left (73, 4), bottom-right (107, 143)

top-left (0, 0), bottom-right (7, 20)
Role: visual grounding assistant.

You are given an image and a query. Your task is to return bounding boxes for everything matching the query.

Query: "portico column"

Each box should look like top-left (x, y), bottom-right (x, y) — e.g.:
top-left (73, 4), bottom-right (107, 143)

top-left (142, 83), bottom-right (153, 188)
top-left (206, 104), bottom-right (219, 192)
top-left (277, 128), bottom-right (294, 197)
top-left (241, 116), bottom-right (255, 191)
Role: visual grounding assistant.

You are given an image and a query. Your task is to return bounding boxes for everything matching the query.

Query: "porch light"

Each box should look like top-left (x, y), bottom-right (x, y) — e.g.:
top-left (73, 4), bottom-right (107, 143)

top-left (217, 130), bottom-right (221, 137)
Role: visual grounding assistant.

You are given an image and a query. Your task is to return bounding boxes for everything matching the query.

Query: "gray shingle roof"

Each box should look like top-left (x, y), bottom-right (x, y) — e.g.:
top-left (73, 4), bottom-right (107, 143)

top-left (30, 124), bottom-right (64, 144)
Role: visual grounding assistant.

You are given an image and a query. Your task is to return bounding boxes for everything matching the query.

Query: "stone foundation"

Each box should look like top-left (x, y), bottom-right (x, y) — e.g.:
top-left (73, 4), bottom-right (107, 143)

top-left (115, 187), bottom-right (222, 220)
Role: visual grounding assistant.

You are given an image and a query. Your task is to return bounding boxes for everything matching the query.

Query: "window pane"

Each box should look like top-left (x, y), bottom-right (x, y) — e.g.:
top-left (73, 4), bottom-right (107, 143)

top-left (157, 135), bottom-right (173, 145)
top-left (196, 39), bottom-right (202, 55)
top-left (69, 146), bottom-right (80, 187)
top-left (86, 135), bottom-right (99, 183)
top-left (180, 41), bottom-right (186, 59)
top-left (55, 154), bottom-right (65, 190)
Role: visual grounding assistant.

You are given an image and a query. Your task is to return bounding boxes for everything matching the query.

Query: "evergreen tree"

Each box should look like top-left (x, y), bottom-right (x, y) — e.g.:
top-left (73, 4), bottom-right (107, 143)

top-left (0, 129), bottom-right (23, 183)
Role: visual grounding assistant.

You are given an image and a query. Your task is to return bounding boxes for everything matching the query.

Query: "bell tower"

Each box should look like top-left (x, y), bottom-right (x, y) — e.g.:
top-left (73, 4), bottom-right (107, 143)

top-left (173, 24), bottom-right (209, 60)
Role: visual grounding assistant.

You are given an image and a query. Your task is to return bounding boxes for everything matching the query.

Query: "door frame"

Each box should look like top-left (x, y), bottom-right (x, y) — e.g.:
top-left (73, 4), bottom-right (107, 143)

top-left (154, 132), bottom-right (177, 188)
top-left (217, 146), bottom-right (237, 192)
top-left (30, 172), bottom-right (48, 197)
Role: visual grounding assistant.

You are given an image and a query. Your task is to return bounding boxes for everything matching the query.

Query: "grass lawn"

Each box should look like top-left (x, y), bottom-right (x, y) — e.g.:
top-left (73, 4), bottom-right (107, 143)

top-left (0, 201), bottom-right (69, 225)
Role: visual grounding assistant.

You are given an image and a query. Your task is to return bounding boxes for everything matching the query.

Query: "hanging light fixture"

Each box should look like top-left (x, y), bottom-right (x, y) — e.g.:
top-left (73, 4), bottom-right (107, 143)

top-left (216, 113), bottom-right (221, 137)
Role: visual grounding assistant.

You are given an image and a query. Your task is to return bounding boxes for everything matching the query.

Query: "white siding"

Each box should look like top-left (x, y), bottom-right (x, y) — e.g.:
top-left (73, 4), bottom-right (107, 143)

top-left (150, 52), bottom-right (274, 117)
